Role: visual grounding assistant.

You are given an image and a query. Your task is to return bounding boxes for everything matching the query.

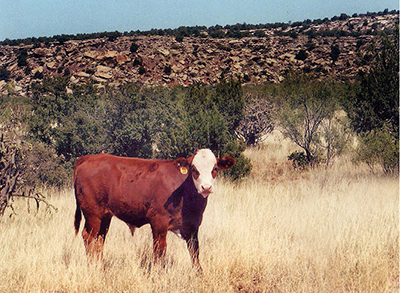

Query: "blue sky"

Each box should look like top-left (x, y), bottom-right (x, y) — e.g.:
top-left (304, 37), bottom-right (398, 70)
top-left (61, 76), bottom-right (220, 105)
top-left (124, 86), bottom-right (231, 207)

top-left (1, 0), bottom-right (398, 41)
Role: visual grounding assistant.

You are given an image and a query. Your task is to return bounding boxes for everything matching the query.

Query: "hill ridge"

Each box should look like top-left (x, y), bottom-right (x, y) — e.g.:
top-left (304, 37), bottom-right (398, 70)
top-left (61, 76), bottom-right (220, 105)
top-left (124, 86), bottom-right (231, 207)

top-left (0, 11), bottom-right (398, 96)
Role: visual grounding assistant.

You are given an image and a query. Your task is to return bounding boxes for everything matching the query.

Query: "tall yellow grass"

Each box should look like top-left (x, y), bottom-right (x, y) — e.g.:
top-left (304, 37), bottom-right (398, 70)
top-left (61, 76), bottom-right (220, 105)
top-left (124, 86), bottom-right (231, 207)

top-left (0, 139), bottom-right (398, 292)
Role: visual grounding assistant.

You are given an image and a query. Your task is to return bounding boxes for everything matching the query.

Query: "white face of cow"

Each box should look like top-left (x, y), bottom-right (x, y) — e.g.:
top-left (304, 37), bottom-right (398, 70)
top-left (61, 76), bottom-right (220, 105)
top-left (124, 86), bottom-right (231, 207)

top-left (191, 149), bottom-right (218, 198)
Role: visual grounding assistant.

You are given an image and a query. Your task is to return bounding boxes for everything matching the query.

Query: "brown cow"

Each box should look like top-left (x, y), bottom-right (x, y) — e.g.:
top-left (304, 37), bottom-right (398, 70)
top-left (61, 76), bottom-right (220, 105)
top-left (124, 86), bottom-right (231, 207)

top-left (74, 148), bottom-right (235, 271)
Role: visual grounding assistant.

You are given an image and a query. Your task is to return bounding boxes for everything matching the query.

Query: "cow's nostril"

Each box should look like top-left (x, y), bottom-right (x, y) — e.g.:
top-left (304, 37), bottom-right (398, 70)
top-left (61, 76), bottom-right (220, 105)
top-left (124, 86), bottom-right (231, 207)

top-left (201, 185), bottom-right (212, 191)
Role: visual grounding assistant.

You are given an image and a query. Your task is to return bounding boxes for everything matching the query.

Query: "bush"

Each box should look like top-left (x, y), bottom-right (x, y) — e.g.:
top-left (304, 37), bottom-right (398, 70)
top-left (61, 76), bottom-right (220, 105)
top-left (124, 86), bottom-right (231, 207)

top-left (29, 77), bottom-right (107, 166)
top-left (130, 42), bottom-right (139, 53)
top-left (17, 50), bottom-right (28, 67)
top-left (138, 66), bottom-right (146, 75)
top-left (214, 77), bottom-right (245, 135)
top-left (0, 102), bottom-right (63, 215)
top-left (355, 126), bottom-right (399, 174)
top-left (0, 67), bottom-right (10, 81)
top-left (220, 140), bottom-right (252, 180)
top-left (330, 44), bottom-right (340, 64)
top-left (288, 151), bottom-right (309, 170)
top-left (104, 85), bottom-right (155, 159)
top-left (163, 65), bottom-right (172, 75)
top-left (33, 71), bottom-right (43, 80)
top-left (277, 74), bottom-right (339, 167)
top-left (346, 32), bottom-right (399, 174)
top-left (254, 30), bottom-right (266, 37)
top-left (295, 49), bottom-right (309, 61)
top-left (23, 141), bottom-right (69, 188)
top-left (28, 78), bottom-right (251, 181)
top-left (236, 94), bottom-right (274, 146)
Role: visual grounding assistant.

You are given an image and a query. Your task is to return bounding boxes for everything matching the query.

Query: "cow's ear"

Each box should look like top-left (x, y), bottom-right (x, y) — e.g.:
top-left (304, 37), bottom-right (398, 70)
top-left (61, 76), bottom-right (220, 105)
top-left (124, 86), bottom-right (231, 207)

top-left (217, 156), bottom-right (235, 170)
top-left (175, 157), bottom-right (190, 174)
top-left (175, 157), bottom-right (190, 168)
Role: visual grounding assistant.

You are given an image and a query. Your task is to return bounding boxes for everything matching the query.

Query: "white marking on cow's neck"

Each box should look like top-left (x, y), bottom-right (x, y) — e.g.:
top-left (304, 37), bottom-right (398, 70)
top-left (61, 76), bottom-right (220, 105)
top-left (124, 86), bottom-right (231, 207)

top-left (191, 149), bottom-right (217, 197)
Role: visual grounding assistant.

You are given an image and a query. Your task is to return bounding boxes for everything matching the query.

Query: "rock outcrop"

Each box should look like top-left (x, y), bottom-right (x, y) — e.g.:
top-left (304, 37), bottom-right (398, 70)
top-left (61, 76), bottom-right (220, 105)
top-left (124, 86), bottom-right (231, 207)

top-left (0, 13), bottom-right (397, 96)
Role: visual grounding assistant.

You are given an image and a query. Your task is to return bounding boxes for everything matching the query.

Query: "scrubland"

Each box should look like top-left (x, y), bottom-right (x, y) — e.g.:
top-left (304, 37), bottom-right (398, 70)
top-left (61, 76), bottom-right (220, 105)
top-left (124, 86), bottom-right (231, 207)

top-left (0, 135), bottom-right (398, 292)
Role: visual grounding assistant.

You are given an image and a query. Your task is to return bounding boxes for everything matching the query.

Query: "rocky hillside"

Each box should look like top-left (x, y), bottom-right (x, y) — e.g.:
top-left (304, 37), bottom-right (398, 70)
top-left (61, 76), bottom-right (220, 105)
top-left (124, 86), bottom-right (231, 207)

top-left (0, 12), bottom-right (397, 96)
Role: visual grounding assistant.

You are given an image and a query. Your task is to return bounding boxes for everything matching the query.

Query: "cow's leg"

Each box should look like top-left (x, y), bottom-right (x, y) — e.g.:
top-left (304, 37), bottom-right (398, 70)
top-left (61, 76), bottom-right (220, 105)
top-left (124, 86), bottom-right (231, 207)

top-left (82, 214), bottom-right (112, 261)
top-left (150, 222), bottom-right (168, 265)
top-left (185, 229), bottom-right (203, 273)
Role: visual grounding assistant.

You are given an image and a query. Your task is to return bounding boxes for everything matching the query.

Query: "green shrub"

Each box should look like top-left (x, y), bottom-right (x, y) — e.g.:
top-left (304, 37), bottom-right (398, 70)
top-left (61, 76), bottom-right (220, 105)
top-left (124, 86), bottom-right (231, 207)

top-left (163, 65), bottom-right (172, 75)
top-left (220, 140), bottom-right (251, 181)
top-left (288, 151), bottom-right (309, 170)
top-left (276, 74), bottom-right (339, 168)
top-left (28, 78), bottom-right (251, 181)
top-left (33, 71), bottom-right (43, 80)
top-left (0, 67), bottom-right (10, 81)
top-left (295, 49), bottom-right (308, 61)
top-left (330, 44), bottom-right (340, 64)
top-left (355, 126), bottom-right (399, 174)
top-left (17, 50), bottom-right (28, 67)
top-left (130, 42), bottom-right (139, 53)
top-left (346, 32), bottom-right (398, 174)
top-left (23, 141), bottom-right (69, 188)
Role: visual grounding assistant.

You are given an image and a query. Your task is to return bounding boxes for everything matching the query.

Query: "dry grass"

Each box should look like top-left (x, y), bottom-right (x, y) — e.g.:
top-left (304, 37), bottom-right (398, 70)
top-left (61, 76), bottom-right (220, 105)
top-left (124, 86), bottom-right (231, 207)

top-left (0, 136), bottom-right (398, 292)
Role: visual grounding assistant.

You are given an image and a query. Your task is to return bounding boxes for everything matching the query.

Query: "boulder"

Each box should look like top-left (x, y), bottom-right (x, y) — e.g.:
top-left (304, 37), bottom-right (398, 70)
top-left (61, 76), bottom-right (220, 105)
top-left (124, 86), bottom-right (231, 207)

top-left (95, 65), bottom-right (113, 79)
top-left (46, 62), bottom-right (57, 70)
top-left (84, 51), bottom-right (97, 59)
top-left (76, 71), bottom-right (91, 78)
top-left (116, 54), bottom-right (130, 64)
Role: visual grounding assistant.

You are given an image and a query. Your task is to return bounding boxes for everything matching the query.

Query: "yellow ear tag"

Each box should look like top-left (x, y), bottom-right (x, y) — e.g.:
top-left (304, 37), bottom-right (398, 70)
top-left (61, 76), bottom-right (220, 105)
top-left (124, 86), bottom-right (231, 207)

top-left (180, 166), bottom-right (188, 174)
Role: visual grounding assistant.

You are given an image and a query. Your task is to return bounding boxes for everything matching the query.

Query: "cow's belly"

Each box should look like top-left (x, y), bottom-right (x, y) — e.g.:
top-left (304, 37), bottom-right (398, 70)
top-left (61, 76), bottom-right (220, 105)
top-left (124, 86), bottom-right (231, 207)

top-left (108, 196), bottom-right (151, 226)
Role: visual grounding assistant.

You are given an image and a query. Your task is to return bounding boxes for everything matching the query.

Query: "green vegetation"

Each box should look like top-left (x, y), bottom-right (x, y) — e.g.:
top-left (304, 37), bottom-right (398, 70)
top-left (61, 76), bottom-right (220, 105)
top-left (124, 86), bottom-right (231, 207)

top-left (7, 77), bottom-right (249, 189)
top-left (346, 30), bottom-right (399, 173)
top-left (274, 75), bottom-right (343, 167)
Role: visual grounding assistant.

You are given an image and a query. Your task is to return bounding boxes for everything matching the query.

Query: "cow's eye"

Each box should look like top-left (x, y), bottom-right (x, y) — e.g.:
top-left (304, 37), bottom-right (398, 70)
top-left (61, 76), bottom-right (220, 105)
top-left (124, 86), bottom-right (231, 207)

top-left (212, 168), bottom-right (218, 178)
top-left (192, 167), bottom-right (200, 179)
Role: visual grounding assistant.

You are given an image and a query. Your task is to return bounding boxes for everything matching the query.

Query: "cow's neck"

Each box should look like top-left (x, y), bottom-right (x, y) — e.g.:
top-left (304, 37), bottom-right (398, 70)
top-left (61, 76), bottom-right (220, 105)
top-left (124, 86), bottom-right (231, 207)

top-left (183, 177), bottom-right (207, 208)
top-left (165, 175), bottom-right (207, 213)
top-left (181, 175), bottom-right (208, 227)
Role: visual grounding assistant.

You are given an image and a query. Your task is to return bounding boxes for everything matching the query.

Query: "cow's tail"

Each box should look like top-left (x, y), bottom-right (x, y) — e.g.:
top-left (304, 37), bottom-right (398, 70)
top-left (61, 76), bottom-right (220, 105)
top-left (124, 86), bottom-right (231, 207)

top-left (74, 193), bottom-right (82, 235)
top-left (73, 157), bottom-right (85, 235)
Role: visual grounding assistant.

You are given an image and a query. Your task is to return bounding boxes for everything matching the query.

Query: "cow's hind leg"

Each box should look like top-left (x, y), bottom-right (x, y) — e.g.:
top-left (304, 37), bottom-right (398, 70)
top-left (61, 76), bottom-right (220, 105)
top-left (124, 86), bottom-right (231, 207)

top-left (82, 214), bottom-right (112, 262)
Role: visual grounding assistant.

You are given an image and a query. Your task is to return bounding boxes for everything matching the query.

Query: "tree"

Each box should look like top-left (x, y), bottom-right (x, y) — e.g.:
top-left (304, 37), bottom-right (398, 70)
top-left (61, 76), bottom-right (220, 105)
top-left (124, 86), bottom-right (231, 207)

top-left (277, 75), bottom-right (338, 167)
top-left (346, 31), bottom-right (399, 173)
top-left (295, 49), bottom-right (309, 61)
top-left (0, 67), bottom-right (10, 81)
top-left (27, 78), bottom-right (251, 181)
top-left (130, 42), bottom-right (139, 53)
top-left (29, 78), bottom-right (107, 167)
top-left (105, 85), bottom-right (187, 160)
top-left (319, 113), bottom-right (351, 167)
top-left (104, 84), bottom-right (158, 159)
top-left (213, 76), bottom-right (245, 135)
top-left (0, 101), bottom-right (59, 216)
top-left (182, 83), bottom-right (230, 154)
top-left (178, 82), bottom-right (251, 180)
top-left (236, 94), bottom-right (274, 146)
top-left (347, 34), bottom-right (399, 136)
top-left (17, 49), bottom-right (28, 67)
top-left (330, 44), bottom-right (340, 64)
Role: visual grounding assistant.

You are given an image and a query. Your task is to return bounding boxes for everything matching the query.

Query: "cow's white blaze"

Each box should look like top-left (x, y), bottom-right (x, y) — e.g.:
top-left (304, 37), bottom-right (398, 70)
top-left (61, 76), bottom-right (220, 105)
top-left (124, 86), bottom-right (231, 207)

top-left (191, 149), bottom-right (217, 197)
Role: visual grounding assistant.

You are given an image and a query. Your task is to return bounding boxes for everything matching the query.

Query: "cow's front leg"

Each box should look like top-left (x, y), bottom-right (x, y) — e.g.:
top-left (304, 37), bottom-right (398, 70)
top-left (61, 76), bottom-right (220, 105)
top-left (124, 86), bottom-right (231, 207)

top-left (151, 224), bottom-right (167, 265)
top-left (185, 229), bottom-right (203, 273)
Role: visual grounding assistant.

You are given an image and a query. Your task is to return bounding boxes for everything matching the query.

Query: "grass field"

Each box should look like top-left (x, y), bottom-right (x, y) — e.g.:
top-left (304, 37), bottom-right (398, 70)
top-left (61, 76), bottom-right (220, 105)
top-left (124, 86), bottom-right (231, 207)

top-left (0, 137), bottom-right (398, 292)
